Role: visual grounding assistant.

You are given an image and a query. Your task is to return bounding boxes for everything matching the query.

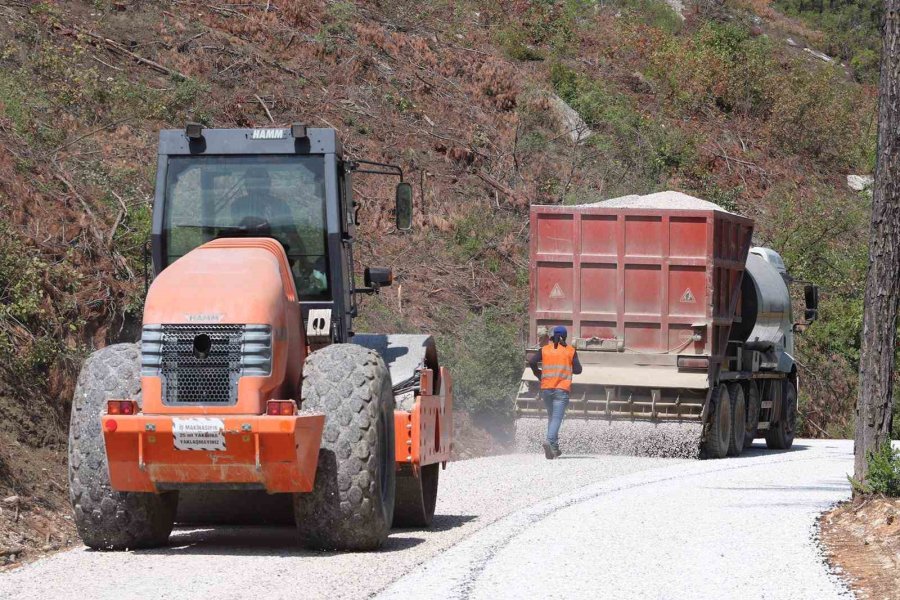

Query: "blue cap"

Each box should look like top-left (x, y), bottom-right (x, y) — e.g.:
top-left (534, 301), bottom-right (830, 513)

top-left (552, 326), bottom-right (568, 338)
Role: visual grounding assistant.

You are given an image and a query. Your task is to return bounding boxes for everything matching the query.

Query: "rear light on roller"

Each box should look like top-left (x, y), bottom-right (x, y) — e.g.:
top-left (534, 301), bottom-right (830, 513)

top-left (106, 400), bottom-right (137, 415)
top-left (677, 356), bottom-right (710, 370)
top-left (266, 400), bottom-right (297, 416)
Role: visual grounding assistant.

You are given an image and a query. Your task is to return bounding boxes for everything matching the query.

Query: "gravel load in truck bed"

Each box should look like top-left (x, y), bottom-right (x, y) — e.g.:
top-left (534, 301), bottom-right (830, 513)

top-left (583, 190), bottom-right (733, 212)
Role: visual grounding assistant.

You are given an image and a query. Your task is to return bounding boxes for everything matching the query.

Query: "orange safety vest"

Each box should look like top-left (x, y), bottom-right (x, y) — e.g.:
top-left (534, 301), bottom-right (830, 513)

top-left (540, 342), bottom-right (576, 391)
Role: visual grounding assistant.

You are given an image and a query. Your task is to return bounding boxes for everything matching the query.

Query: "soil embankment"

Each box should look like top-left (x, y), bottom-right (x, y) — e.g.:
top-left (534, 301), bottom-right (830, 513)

top-left (821, 495), bottom-right (900, 599)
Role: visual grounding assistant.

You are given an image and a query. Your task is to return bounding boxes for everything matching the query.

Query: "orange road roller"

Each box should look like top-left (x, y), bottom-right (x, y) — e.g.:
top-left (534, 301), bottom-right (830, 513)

top-left (68, 125), bottom-right (452, 551)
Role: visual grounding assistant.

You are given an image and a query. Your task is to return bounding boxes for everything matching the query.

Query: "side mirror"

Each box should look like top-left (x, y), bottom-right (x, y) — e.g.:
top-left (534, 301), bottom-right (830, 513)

top-left (364, 267), bottom-right (393, 288)
top-left (804, 284), bottom-right (819, 323)
top-left (395, 182), bottom-right (413, 231)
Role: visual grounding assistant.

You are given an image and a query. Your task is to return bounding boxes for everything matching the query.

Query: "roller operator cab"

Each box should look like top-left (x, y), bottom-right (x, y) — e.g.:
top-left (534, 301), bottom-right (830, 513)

top-left (68, 125), bottom-right (452, 553)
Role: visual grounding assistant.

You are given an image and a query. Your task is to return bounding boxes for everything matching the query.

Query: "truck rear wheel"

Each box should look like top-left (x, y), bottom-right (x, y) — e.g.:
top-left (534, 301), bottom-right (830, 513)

top-left (743, 381), bottom-right (761, 449)
top-left (765, 380), bottom-right (796, 450)
top-left (68, 343), bottom-right (177, 550)
top-left (294, 344), bottom-right (396, 551)
top-left (701, 384), bottom-right (731, 459)
top-left (726, 383), bottom-right (745, 457)
top-left (393, 463), bottom-right (439, 527)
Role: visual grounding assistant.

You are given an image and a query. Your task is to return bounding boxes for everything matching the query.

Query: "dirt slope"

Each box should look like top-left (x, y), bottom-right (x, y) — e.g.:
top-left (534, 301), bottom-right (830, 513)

top-left (821, 496), bottom-right (900, 599)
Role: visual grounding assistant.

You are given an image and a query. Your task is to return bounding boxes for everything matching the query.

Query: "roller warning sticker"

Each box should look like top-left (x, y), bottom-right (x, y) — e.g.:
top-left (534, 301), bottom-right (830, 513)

top-left (680, 288), bottom-right (696, 303)
top-left (549, 283), bottom-right (566, 299)
top-left (173, 418), bottom-right (226, 451)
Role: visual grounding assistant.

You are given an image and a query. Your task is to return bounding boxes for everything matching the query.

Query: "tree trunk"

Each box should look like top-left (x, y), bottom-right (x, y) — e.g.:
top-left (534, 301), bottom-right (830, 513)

top-left (854, 0), bottom-right (900, 482)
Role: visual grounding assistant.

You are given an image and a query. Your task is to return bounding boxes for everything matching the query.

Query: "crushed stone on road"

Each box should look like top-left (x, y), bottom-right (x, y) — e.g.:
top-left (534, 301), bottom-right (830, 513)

top-left (380, 439), bottom-right (854, 600)
top-left (515, 417), bottom-right (703, 459)
top-left (0, 453), bottom-right (673, 600)
top-left (0, 441), bottom-right (855, 600)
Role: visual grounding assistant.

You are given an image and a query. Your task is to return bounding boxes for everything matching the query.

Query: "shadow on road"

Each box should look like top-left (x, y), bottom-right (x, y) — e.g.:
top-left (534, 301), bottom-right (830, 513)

top-left (705, 476), bottom-right (851, 494)
top-left (127, 513), bottom-right (477, 558)
top-left (727, 442), bottom-right (812, 459)
top-left (421, 513), bottom-right (477, 533)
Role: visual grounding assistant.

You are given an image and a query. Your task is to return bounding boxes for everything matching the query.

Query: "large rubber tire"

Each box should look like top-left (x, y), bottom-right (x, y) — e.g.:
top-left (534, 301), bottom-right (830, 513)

top-left (68, 343), bottom-right (178, 550)
top-left (743, 381), bottom-right (761, 449)
top-left (294, 344), bottom-right (396, 551)
top-left (701, 384), bottom-right (731, 459)
top-left (726, 383), bottom-right (746, 457)
top-left (765, 380), bottom-right (797, 450)
top-left (393, 463), bottom-right (439, 528)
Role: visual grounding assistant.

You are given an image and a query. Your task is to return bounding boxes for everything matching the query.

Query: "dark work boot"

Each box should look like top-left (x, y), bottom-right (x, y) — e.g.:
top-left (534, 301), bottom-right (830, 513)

top-left (542, 441), bottom-right (556, 460)
top-left (552, 445), bottom-right (562, 458)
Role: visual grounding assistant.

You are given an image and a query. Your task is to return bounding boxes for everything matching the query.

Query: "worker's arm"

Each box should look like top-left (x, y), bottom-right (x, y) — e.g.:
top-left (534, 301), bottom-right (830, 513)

top-left (528, 350), bottom-right (542, 379)
top-left (572, 350), bottom-right (583, 375)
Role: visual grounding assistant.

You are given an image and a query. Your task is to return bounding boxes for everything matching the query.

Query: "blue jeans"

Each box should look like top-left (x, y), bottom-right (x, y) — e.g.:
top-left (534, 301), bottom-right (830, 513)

top-left (542, 388), bottom-right (570, 447)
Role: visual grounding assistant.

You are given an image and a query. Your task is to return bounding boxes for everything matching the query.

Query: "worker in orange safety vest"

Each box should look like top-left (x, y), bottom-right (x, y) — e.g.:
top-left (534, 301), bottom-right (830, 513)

top-left (528, 325), bottom-right (582, 460)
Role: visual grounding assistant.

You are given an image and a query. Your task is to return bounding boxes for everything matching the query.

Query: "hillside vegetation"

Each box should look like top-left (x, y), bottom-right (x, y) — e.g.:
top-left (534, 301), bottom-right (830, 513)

top-left (0, 0), bottom-right (894, 496)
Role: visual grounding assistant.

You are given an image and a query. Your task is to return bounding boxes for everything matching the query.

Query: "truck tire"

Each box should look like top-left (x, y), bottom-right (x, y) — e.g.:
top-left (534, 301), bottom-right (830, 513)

top-left (743, 381), bottom-right (760, 449)
top-left (393, 463), bottom-right (439, 528)
top-left (294, 344), bottom-right (396, 551)
top-left (726, 383), bottom-right (745, 457)
top-left (68, 343), bottom-right (177, 550)
top-left (765, 380), bottom-right (796, 450)
top-left (701, 384), bottom-right (731, 459)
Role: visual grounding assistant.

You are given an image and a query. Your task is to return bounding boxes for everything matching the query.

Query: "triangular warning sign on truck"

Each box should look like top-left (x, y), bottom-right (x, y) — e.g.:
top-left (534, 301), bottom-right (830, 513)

top-left (680, 288), bottom-right (695, 303)
top-left (549, 283), bottom-right (565, 299)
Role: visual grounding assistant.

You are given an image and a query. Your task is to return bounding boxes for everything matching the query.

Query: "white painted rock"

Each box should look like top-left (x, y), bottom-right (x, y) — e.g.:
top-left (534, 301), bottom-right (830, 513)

top-left (847, 174), bottom-right (874, 191)
top-left (547, 93), bottom-right (593, 144)
top-left (804, 47), bottom-right (834, 63)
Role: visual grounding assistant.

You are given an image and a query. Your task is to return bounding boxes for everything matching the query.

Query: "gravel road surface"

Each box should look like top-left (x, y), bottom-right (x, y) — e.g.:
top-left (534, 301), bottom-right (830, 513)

top-left (0, 440), bottom-right (852, 600)
top-left (381, 439), bottom-right (853, 600)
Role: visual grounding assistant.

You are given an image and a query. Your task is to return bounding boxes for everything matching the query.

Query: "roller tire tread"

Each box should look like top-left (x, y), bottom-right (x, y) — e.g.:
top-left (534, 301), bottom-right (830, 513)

top-left (294, 343), bottom-right (396, 551)
top-left (68, 343), bottom-right (177, 550)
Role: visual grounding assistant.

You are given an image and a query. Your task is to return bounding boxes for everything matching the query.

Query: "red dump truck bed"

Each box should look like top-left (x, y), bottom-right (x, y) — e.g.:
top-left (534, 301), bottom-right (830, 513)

top-left (530, 201), bottom-right (754, 362)
top-left (518, 194), bottom-right (808, 458)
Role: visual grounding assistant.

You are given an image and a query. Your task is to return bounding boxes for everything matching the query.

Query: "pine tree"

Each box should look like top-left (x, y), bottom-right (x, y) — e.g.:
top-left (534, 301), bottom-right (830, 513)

top-left (854, 0), bottom-right (900, 482)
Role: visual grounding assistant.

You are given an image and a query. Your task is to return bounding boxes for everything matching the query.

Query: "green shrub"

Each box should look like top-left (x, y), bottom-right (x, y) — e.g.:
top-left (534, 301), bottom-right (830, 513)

top-left (494, 0), bottom-right (594, 60)
top-left (691, 179), bottom-right (743, 212)
top-left (648, 123), bottom-right (699, 172)
top-left (766, 62), bottom-right (870, 169)
top-left (549, 63), bottom-right (698, 194)
top-left (0, 225), bottom-right (85, 378)
top-left (854, 442), bottom-right (900, 496)
top-left (498, 26), bottom-right (545, 61)
top-left (850, 48), bottom-right (880, 82)
top-left (775, 0), bottom-right (881, 83)
top-left (894, 393), bottom-right (900, 441)
top-left (0, 69), bottom-right (60, 147)
top-left (437, 309), bottom-right (523, 417)
top-left (649, 22), bottom-right (774, 115)
top-left (550, 63), bottom-right (635, 130)
top-left (616, 0), bottom-right (683, 34)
